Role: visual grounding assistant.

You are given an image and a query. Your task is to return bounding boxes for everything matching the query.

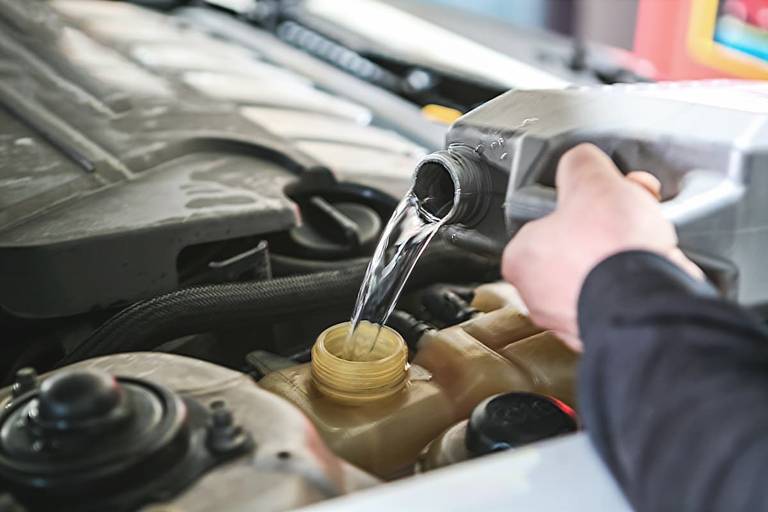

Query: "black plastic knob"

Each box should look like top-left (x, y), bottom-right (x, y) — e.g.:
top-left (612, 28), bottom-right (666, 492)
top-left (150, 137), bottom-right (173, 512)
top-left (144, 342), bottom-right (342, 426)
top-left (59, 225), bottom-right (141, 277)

top-left (0, 367), bottom-right (238, 511)
top-left (289, 198), bottom-right (381, 258)
top-left (465, 392), bottom-right (578, 457)
top-left (34, 369), bottom-right (130, 433)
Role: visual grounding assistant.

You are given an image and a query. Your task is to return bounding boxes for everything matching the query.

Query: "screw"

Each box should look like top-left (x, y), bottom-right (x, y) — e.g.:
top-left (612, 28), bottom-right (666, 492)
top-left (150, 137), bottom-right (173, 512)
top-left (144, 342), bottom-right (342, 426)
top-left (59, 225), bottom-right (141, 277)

top-left (211, 403), bottom-right (234, 429)
top-left (11, 368), bottom-right (37, 398)
top-left (207, 401), bottom-right (253, 457)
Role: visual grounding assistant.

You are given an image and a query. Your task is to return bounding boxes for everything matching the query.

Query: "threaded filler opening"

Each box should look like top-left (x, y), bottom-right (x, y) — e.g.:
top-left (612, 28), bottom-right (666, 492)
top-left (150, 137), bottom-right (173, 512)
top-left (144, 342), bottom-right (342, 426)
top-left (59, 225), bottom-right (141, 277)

top-left (413, 158), bottom-right (459, 221)
top-left (311, 322), bottom-right (408, 406)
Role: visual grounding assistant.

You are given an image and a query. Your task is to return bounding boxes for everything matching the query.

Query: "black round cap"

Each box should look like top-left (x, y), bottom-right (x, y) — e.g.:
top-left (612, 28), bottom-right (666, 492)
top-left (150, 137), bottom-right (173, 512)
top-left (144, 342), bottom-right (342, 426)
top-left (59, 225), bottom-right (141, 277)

top-left (289, 202), bottom-right (381, 258)
top-left (465, 392), bottom-right (578, 457)
top-left (0, 369), bottom-right (188, 499)
top-left (34, 369), bottom-right (129, 432)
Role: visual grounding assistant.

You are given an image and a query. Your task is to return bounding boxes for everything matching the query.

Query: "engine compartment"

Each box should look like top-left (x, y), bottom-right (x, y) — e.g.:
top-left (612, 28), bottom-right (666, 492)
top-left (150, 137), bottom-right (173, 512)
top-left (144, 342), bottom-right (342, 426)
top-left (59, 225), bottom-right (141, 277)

top-left (0, 287), bottom-right (580, 511)
top-left (0, 1), bottom-right (583, 510)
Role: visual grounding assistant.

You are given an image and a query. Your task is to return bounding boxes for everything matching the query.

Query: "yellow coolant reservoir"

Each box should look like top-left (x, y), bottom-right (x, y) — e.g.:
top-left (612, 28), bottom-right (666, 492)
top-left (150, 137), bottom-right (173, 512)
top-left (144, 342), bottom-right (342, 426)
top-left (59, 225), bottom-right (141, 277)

top-left (260, 304), bottom-right (579, 478)
top-left (411, 308), bottom-right (578, 417)
top-left (259, 323), bottom-right (455, 478)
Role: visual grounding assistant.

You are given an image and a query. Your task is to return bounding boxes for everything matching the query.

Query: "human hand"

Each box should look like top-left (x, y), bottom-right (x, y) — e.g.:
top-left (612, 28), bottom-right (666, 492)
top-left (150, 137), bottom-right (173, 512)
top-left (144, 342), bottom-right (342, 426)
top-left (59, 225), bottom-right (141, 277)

top-left (501, 144), bottom-right (703, 351)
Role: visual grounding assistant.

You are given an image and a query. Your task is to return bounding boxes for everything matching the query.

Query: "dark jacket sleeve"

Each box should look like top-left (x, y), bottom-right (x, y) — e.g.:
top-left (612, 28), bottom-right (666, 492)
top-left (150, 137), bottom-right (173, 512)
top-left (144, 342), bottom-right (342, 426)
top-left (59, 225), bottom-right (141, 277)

top-left (577, 250), bottom-right (768, 512)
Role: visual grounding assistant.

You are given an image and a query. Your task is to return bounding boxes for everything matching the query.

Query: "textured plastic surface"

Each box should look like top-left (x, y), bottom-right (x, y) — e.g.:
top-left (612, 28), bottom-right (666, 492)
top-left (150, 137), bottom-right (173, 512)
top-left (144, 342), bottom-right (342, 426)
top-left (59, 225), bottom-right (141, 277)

top-left (311, 323), bottom-right (408, 405)
top-left (0, 353), bottom-right (378, 511)
top-left (260, 359), bottom-right (454, 478)
top-left (422, 392), bottom-right (577, 472)
top-left (0, 0), bottom-right (433, 318)
top-left (414, 309), bottom-right (578, 414)
top-left (442, 83), bottom-right (768, 304)
top-left (262, 306), bottom-right (578, 477)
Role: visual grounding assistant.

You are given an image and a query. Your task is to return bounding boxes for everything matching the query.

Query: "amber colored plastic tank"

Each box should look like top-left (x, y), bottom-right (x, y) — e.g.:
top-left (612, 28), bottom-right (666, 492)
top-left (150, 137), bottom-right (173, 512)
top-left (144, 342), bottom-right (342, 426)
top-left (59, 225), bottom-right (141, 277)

top-left (259, 323), bottom-right (455, 478)
top-left (261, 306), bottom-right (579, 478)
top-left (310, 322), bottom-right (409, 405)
top-left (470, 281), bottom-right (530, 313)
top-left (412, 307), bottom-right (577, 415)
top-left (418, 420), bottom-right (470, 472)
top-left (498, 331), bottom-right (579, 407)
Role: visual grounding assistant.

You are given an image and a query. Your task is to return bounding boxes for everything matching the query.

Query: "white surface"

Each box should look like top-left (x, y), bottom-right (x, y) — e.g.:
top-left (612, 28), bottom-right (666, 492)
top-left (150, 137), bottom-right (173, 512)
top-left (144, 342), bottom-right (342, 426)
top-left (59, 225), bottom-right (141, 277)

top-left (303, 0), bottom-right (570, 91)
top-left (609, 80), bottom-right (768, 114)
top-left (297, 433), bottom-right (631, 512)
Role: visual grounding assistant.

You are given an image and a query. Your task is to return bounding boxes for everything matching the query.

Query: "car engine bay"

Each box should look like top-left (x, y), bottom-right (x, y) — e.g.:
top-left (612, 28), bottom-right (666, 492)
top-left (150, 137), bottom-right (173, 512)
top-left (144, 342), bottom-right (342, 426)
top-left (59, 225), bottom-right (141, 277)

top-left (2, 1), bottom-right (766, 511)
top-left (0, 2), bottom-right (583, 509)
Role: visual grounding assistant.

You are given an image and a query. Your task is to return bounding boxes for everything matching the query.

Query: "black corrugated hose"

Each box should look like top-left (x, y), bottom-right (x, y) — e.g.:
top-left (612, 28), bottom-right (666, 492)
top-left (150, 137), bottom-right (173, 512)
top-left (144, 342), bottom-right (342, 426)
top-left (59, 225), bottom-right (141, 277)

top-left (57, 245), bottom-right (498, 366)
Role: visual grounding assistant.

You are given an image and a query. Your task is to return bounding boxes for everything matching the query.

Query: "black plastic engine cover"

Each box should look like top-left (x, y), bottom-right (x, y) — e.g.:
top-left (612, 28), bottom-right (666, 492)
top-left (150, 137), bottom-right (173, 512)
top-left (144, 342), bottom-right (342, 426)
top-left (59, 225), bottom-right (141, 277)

top-left (0, 0), bottom-right (338, 318)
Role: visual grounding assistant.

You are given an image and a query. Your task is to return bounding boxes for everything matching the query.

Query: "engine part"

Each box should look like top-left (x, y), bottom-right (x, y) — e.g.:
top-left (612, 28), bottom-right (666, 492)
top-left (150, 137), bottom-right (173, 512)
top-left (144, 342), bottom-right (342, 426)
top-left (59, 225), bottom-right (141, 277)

top-left (470, 281), bottom-right (529, 314)
top-left (0, 353), bottom-right (377, 511)
top-left (57, 244), bottom-right (498, 367)
top-left (260, 307), bottom-right (578, 479)
top-left (0, 0), bottom-right (436, 320)
top-left (465, 392), bottom-right (577, 456)
top-left (385, 310), bottom-right (434, 351)
top-left (419, 392), bottom-right (578, 472)
top-left (271, 182), bottom-right (397, 260)
top-left (0, 4), bottom-right (323, 318)
top-left (412, 310), bottom-right (578, 413)
top-left (0, 366), bottom-right (250, 511)
top-left (420, 285), bottom-right (478, 326)
top-left (310, 323), bottom-right (408, 405)
top-left (261, 326), bottom-right (454, 479)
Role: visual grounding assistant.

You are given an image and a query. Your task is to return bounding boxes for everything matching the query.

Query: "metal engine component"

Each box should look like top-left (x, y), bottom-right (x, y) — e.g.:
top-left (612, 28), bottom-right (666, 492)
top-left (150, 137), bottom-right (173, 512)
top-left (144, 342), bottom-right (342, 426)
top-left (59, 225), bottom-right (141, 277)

top-left (0, 353), bottom-right (377, 511)
top-left (419, 392), bottom-right (578, 472)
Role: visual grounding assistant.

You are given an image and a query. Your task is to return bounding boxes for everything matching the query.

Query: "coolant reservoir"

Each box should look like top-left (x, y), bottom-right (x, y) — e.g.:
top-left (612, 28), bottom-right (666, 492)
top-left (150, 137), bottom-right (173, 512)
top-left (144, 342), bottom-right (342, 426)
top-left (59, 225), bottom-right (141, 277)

top-left (260, 304), bottom-right (579, 478)
top-left (412, 307), bottom-right (578, 415)
top-left (259, 323), bottom-right (455, 478)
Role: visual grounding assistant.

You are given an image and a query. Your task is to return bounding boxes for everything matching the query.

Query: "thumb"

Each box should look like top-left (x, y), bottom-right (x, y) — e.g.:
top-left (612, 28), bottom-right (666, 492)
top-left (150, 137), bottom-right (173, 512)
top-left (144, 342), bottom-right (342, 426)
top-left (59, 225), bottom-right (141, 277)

top-left (556, 144), bottom-right (624, 203)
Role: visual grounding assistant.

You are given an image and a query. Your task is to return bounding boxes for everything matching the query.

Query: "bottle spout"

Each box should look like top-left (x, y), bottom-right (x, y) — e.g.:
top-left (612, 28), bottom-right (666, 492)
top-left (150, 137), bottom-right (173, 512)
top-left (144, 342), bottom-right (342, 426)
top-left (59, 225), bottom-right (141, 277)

top-left (412, 146), bottom-right (491, 227)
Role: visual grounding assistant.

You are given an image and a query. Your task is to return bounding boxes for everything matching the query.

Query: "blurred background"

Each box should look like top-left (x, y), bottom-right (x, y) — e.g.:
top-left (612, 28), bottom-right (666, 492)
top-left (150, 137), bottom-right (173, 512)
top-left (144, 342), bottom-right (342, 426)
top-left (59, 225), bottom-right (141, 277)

top-left (403, 0), bottom-right (639, 49)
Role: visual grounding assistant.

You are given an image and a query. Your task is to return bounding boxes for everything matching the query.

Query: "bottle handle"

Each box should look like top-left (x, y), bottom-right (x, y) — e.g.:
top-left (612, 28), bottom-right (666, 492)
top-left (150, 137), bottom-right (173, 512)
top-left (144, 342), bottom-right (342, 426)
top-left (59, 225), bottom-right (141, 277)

top-left (505, 170), bottom-right (744, 230)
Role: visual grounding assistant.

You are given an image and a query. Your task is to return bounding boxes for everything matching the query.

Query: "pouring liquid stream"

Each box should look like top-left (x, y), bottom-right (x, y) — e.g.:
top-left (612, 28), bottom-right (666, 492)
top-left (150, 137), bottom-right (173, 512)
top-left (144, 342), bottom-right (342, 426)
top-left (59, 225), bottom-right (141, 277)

top-left (341, 133), bottom-right (535, 360)
top-left (343, 189), bottom-right (450, 361)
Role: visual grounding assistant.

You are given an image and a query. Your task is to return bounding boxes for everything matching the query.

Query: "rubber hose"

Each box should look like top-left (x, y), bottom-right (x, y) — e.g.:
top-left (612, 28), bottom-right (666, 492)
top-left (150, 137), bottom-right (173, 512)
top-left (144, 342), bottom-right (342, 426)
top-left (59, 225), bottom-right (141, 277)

top-left (58, 248), bottom-right (498, 366)
top-left (269, 253), bottom-right (371, 276)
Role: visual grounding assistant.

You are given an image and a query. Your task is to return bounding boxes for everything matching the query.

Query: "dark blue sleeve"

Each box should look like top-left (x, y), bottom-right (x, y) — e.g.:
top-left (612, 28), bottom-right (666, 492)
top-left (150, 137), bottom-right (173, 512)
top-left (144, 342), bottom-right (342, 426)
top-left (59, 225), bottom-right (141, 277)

top-left (577, 250), bottom-right (768, 512)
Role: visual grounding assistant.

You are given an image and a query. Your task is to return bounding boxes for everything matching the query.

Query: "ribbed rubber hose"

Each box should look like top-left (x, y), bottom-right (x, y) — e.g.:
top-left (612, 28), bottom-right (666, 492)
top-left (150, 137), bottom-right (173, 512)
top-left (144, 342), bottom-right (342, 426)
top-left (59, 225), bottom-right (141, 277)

top-left (58, 248), bottom-right (497, 366)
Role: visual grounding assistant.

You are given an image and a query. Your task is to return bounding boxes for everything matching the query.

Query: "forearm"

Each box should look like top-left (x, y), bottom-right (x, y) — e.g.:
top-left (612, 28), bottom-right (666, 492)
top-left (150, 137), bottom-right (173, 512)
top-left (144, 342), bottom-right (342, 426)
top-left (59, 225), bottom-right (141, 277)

top-left (578, 251), bottom-right (768, 511)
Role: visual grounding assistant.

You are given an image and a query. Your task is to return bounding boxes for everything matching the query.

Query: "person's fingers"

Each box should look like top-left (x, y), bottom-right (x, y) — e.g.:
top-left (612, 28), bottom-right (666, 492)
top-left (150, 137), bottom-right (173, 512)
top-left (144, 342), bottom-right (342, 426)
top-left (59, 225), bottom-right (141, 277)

top-left (625, 171), bottom-right (662, 201)
top-left (501, 213), bottom-right (559, 281)
top-left (501, 222), bottom-right (535, 285)
top-left (552, 330), bottom-right (583, 353)
top-left (556, 144), bottom-right (623, 203)
top-left (500, 239), bottom-right (517, 285)
top-left (667, 248), bottom-right (705, 281)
